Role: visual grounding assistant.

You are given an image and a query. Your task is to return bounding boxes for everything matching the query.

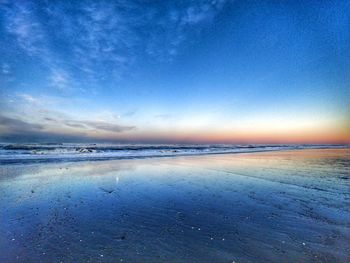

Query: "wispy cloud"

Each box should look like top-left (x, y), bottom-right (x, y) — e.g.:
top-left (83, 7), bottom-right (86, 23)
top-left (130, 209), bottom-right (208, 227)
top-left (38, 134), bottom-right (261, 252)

top-left (1, 63), bottom-right (10, 74)
top-left (1, 1), bottom-right (72, 91)
top-left (3, 2), bottom-right (46, 56)
top-left (1, 1), bottom-right (227, 92)
top-left (144, 0), bottom-right (227, 60)
top-left (50, 68), bottom-right (71, 91)
top-left (17, 93), bottom-right (40, 104)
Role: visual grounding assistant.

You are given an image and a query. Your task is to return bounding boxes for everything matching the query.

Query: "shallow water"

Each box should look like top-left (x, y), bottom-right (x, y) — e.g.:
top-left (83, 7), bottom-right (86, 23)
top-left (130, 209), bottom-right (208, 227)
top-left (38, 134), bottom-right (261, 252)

top-left (1, 143), bottom-right (347, 164)
top-left (0, 149), bottom-right (349, 262)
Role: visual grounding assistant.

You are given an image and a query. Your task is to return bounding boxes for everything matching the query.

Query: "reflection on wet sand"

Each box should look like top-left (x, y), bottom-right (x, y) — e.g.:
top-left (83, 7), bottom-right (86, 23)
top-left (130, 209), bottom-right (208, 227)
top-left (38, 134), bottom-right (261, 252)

top-left (1, 149), bottom-right (349, 262)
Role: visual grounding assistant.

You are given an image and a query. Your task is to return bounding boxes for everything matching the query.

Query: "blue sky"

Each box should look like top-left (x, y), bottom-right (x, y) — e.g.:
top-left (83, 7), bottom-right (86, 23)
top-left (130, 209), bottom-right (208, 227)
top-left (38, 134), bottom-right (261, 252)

top-left (0, 0), bottom-right (349, 143)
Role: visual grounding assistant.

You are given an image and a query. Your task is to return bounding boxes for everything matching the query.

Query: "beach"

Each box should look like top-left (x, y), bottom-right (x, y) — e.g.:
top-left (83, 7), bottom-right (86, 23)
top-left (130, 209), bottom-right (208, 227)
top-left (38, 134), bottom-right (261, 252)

top-left (1, 148), bottom-right (349, 262)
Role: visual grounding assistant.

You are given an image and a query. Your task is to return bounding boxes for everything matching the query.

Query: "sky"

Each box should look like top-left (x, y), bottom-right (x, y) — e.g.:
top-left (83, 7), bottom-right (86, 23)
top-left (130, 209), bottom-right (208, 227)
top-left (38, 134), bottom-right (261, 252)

top-left (0, 0), bottom-right (349, 144)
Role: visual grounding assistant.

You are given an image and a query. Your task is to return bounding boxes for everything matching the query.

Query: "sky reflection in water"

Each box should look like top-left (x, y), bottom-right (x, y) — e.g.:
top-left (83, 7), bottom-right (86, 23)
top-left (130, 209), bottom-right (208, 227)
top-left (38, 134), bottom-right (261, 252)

top-left (1, 149), bottom-right (349, 262)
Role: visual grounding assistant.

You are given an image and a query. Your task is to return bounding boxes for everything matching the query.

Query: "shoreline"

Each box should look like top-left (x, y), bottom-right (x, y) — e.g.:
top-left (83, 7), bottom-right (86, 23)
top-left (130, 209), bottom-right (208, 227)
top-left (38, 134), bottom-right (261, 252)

top-left (1, 145), bottom-right (349, 165)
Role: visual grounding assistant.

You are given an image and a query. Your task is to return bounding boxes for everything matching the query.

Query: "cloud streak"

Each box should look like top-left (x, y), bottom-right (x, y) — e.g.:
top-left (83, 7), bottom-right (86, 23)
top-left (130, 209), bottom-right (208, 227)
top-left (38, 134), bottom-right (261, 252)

top-left (0, 112), bottom-right (135, 142)
top-left (0, 115), bottom-right (43, 132)
top-left (62, 119), bottom-right (135, 133)
top-left (0, 93), bottom-right (136, 142)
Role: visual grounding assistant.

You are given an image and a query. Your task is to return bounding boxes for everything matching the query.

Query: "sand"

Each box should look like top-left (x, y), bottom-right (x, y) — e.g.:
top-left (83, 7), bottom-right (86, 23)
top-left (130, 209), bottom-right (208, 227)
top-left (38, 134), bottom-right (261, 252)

top-left (1, 149), bottom-right (349, 262)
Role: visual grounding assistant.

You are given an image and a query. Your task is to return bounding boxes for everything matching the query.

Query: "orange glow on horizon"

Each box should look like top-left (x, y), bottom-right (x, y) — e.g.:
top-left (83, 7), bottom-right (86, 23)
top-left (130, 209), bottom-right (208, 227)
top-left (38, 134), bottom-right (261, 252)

top-left (98, 127), bottom-right (350, 144)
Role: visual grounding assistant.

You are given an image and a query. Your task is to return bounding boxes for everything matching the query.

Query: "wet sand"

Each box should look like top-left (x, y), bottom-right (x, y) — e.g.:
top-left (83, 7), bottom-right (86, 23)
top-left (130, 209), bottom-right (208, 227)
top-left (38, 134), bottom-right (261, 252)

top-left (0, 149), bottom-right (349, 262)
